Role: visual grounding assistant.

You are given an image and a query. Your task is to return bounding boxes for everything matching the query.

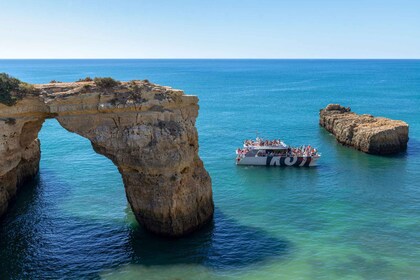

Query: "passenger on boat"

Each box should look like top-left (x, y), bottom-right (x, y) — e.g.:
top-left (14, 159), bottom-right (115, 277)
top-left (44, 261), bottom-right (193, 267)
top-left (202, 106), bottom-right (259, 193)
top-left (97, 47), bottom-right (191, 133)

top-left (237, 144), bottom-right (319, 157)
top-left (243, 139), bottom-right (283, 147)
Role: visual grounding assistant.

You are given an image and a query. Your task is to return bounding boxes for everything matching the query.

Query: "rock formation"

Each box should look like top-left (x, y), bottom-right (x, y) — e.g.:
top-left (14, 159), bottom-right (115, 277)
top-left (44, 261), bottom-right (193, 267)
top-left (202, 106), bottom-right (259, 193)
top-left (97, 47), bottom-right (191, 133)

top-left (319, 104), bottom-right (409, 154)
top-left (0, 79), bottom-right (214, 237)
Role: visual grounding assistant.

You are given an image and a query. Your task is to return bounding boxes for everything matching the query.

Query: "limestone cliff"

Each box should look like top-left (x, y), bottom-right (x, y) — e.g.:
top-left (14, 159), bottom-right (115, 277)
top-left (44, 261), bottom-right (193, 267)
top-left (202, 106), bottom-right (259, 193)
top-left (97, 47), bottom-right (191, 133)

top-left (319, 104), bottom-right (409, 154)
top-left (0, 79), bottom-right (213, 237)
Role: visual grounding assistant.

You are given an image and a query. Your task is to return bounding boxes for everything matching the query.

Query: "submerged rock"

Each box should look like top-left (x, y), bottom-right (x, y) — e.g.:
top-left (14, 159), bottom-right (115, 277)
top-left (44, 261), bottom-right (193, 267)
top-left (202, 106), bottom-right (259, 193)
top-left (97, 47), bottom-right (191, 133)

top-left (0, 79), bottom-right (213, 237)
top-left (319, 104), bottom-right (409, 155)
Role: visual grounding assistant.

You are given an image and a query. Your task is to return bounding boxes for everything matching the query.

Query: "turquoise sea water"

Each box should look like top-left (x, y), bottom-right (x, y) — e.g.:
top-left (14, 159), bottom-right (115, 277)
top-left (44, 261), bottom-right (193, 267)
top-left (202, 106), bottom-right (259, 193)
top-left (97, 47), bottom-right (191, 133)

top-left (0, 60), bottom-right (419, 279)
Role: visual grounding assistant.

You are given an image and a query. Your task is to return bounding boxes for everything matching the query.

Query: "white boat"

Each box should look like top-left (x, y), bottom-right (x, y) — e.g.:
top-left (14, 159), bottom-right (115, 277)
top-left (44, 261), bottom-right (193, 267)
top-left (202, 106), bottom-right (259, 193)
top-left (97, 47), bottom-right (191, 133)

top-left (236, 138), bottom-right (320, 167)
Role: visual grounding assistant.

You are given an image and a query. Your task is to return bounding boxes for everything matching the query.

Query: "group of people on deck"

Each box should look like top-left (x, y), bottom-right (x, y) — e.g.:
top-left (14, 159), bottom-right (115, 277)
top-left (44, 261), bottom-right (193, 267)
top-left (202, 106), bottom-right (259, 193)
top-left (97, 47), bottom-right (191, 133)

top-left (237, 138), bottom-right (319, 157)
top-left (243, 138), bottom-right (283, 147)
top-left (286, 145), bottom-right (319, 157)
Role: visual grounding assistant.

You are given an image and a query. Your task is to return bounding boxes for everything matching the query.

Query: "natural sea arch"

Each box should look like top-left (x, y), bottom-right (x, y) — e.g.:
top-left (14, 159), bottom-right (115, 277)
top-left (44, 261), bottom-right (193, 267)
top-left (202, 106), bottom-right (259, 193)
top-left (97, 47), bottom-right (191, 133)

top-left (0, 81), bottom-right (214, 237)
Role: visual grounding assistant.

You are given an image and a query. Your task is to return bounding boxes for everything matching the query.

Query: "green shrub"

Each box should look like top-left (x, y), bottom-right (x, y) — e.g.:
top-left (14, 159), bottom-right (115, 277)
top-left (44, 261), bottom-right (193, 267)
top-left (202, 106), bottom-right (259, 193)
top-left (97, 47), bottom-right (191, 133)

top-left (0, 73), bottom-right (38, 106)
top-left (18, 83), bottom-right (38, 95)
top-left (50, 80), bottom-right (62, 83)
top-left (128, 80), bottom-right (140, 93)
top-left (81, 84), bottom-right (91, 93)
top-left (94, 77), bottom-right (120, 89)
top-left (77, 77), bottom-right (93, 82)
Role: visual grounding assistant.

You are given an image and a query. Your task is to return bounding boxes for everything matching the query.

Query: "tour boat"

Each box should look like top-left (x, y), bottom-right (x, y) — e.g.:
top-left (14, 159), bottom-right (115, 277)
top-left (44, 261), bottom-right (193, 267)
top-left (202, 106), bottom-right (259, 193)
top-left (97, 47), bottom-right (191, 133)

top-left (236, 138), bottom-right (320, 167)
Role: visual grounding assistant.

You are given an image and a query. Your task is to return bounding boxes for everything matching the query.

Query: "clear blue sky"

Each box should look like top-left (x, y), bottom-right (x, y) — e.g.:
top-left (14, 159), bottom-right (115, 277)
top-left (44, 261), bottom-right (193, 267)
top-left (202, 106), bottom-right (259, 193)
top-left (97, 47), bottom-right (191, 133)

top-left (1, 0), bottom-right (419, 58)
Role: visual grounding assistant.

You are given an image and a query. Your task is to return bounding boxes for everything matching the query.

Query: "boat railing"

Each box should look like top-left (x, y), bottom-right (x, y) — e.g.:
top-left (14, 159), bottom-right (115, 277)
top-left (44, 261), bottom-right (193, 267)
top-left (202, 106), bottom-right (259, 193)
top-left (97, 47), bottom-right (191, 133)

top-left (237, 150), bottom-right (321, 158)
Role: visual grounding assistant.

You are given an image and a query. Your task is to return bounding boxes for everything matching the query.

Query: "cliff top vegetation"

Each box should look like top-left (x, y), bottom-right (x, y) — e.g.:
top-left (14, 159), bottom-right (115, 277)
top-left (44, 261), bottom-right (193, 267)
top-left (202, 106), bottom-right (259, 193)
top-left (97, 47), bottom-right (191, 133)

top-left (0, 73), bottom-right (39, 106)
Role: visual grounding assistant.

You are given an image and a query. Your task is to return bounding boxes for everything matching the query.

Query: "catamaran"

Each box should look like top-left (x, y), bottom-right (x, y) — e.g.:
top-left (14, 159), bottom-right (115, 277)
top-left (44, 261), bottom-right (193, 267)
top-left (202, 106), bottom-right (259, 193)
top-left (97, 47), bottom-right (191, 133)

top-left (236, 138), bottom-right (320, 167)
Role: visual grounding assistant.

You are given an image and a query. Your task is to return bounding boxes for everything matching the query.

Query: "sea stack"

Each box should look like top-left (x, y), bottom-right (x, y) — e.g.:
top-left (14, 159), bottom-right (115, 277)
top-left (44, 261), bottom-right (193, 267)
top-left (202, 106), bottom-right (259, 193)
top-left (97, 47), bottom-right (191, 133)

top-left (319, 104), bottom-right (409, 155)
top-left (0, 76), bottom-right (214, 237)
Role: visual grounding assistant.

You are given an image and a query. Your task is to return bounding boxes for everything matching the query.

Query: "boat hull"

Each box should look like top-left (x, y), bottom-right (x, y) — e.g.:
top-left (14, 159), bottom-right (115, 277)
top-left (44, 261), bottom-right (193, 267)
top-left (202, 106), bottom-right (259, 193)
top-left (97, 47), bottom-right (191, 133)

top-left (236, 156), bottom-right (319, 167)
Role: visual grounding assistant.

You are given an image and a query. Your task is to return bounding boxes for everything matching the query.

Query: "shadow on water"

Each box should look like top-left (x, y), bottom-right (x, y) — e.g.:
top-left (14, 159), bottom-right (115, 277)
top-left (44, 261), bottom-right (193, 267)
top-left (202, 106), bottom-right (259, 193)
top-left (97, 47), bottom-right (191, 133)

top-left (129, 208), bottom-right (291, 271)
top-left (0, 176), bottom-right (44, 279)
top-left (0, 173), bottom-right (291, 279)
top-left (406, 137), bottom-right (420, 157)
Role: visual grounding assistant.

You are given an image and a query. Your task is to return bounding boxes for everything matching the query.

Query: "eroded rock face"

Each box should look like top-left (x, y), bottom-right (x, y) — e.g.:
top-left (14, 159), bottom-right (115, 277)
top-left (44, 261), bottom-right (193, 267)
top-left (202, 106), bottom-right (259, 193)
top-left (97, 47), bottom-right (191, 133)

top-left (320, 104), bottom-right (409, 154)
top-left (0, 97), bottom-right (48, 218)
top-left (0, 80), bottom-right (213, 236)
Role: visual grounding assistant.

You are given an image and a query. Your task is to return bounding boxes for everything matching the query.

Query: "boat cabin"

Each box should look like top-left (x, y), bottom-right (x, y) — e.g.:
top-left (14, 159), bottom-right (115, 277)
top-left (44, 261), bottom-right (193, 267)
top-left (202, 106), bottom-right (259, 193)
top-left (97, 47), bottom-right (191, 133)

top-left (244, 146), bottom-right (288, 157)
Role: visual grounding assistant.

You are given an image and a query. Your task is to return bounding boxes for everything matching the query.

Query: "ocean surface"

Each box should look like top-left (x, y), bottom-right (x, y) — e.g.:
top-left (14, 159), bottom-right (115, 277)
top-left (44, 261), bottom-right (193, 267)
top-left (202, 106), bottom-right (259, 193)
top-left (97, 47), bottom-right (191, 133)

top-left (0, 59), bottom-right (419, 280)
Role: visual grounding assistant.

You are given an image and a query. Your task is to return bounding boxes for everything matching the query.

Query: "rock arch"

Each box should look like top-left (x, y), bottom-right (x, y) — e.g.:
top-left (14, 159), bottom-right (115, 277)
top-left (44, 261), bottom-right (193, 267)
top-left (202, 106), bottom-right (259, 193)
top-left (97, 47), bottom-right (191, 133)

top-left (0, 80), bottom-right (214, 237)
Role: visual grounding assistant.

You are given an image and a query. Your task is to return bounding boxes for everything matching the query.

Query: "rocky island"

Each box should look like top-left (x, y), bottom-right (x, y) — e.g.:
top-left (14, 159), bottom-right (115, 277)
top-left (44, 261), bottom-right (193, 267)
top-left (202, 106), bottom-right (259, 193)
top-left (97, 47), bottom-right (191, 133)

top-left (320, 104), bottom-right (409, 155)
top-left (0, 74), bottom-right (214, 237)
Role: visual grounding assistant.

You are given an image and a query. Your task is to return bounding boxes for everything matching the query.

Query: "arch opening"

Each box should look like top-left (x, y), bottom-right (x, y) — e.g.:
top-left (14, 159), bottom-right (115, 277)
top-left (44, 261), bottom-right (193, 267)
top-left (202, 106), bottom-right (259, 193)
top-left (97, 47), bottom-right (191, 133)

top-left (39, 118), bottom-right (128, 220)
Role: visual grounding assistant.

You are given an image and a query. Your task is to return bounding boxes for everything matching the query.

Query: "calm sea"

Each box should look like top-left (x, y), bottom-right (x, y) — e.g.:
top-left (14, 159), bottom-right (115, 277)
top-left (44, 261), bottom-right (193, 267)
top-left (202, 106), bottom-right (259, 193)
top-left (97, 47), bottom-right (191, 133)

top-left (0, 60), bottom-right (419, 279)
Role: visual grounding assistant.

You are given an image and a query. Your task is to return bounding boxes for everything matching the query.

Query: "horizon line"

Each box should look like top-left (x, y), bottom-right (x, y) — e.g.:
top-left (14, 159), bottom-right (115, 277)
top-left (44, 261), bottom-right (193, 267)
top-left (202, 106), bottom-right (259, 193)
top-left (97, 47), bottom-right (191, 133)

top-left (1, 58), bottom-right (420, 60)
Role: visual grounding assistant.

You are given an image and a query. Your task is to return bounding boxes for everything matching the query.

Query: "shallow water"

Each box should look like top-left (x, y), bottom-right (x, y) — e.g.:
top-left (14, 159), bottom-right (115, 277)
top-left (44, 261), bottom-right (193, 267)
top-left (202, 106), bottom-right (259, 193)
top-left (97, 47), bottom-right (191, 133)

top-left (0, 60), bottom-right (419, 279)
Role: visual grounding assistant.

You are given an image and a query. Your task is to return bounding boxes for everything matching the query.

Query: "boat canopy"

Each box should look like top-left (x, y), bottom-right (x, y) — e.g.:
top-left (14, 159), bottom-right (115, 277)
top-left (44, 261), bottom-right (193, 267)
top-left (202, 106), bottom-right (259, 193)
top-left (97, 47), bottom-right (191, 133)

top-left (252, 145), bottom-right (288, 150)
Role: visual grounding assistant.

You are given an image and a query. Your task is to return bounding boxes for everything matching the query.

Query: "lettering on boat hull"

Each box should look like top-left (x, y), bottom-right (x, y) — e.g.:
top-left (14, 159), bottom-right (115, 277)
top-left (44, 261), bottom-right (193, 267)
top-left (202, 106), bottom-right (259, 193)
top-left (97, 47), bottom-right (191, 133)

top-left (237, 156), bottom-right (318, 167)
